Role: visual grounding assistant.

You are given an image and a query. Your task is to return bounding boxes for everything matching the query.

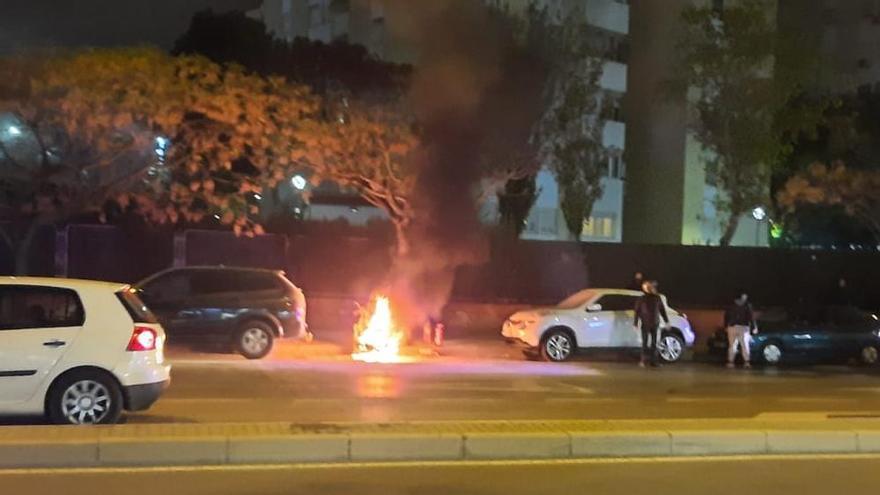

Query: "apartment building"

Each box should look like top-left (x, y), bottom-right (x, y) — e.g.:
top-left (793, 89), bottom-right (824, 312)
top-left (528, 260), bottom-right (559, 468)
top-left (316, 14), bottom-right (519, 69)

top-left (623, 0), bottom-right (773, 247)
top-left (251, 0), bottom-right (630, 242)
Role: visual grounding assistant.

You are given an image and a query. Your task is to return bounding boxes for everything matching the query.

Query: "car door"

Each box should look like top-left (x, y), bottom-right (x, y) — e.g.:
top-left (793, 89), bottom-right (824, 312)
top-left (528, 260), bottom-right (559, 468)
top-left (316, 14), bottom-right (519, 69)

top-left (138, 271), bottom-right (199, 341)
top-left (786, 307), bottom-right (833, 360)
top-left (184, 270), bottom-right (243, 339)
top-left (599, 294), bottom-right (641, 347)
top-left (582, 294), bottom-right (636, 348)
top-left (0, 285), bottom-right (85, 404)
top-left (828, 306), bottom-right (875, 360)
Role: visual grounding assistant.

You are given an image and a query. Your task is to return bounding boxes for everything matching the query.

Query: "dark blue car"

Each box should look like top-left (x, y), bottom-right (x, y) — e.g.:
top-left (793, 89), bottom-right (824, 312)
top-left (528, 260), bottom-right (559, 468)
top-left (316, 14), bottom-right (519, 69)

top-left (708, 306), bottom-right (880, 366)
top-left (136, 266), bottom-right (308, 359)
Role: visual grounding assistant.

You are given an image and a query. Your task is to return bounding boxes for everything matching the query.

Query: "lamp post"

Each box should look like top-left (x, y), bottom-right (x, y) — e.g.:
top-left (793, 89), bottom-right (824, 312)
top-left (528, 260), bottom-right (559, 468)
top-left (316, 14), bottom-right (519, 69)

top-left (752, 206), bottom-right (767, 246)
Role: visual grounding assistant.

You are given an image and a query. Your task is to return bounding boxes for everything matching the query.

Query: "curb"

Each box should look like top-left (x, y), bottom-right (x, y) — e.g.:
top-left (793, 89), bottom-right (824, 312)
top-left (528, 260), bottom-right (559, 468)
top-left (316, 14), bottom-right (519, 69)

top-left (0, 419), bottom-right (878, 468)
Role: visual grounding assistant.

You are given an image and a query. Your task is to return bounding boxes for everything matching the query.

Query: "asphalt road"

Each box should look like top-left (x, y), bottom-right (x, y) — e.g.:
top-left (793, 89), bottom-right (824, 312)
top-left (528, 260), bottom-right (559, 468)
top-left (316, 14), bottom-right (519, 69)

top-left (118, 338), bottom-right (880, 424)
top-left (2, 455), bottom-right (879, 495)
top-left (3, 338), bottom-right (880, 425)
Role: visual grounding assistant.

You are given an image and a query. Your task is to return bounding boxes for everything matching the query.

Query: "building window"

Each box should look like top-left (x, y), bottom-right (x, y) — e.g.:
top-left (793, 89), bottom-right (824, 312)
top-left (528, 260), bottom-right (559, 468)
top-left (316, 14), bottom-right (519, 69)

top-left (609, 154), bottom-right (625, 179)
top-left (524, 207), bottom-right (559, 237)
top-left (309, 5), bottom-right (324, 25)
top-left (600, 94), bottom-right (622, 121)
top-left (582, 214), bottom-right (615, 239)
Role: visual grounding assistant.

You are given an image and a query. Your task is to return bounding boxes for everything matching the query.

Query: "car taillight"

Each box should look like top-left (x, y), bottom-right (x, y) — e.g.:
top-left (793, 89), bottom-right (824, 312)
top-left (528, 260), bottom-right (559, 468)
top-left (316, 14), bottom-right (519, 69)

top-left (127, 326), bottom-right (157, 351)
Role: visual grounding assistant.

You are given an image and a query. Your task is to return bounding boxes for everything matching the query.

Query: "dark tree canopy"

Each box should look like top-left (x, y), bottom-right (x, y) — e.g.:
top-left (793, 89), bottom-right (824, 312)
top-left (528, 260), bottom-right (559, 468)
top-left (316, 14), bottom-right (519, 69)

top-left (172, 9), bottom-right (410, 95)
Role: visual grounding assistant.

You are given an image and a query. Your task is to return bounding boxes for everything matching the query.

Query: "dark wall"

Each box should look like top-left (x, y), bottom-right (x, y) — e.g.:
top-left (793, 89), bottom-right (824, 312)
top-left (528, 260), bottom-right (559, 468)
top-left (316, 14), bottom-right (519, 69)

top-left (184, 229), bottom-right (287, 270)
top-left (66, 224), bottom-right (173, 283)
top-left (288, 234), bottom-right (391, 297)
top-left (456, 242), bottom-right (879, 308)
top-left (0, 225), bottom-right (57, 276)
top-left (7, 224), bottom-right (880, 310)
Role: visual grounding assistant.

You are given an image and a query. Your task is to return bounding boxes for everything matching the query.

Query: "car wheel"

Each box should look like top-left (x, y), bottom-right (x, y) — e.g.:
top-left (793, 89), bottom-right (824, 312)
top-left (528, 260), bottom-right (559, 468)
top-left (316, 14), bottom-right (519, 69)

top-left (658, 332), bottom-right (685, 363)
top-left (236, 321), bottom-right (275, 359)
top-left (540, 329), bottom-right (575, 362)
top-left (761, 341), bottom-right (784, 365)
top-left (861, 345), bottom-right (879, 365)
top-left (47, 370), bottom-right (123, 425)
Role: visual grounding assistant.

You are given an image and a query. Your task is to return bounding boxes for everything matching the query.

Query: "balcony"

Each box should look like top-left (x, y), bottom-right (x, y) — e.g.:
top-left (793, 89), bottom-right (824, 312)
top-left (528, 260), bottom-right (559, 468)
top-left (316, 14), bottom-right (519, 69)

top-left (602, 120), bottom-right (626, 149)
top-left (585, 0), bottom-right (629, 35)
top-left (598, 60), bottom-right (627, 93)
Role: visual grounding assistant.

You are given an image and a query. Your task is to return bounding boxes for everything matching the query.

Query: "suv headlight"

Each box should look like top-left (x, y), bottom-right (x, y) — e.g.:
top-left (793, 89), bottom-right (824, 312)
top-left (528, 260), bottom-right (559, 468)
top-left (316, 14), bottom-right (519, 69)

top-left (510, 319), bottom-right (536, 330)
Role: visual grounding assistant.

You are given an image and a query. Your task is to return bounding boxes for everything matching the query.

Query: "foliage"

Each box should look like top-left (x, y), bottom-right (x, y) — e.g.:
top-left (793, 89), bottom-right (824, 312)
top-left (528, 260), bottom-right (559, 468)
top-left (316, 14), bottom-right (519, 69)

top-left (173, 10), bottom-right (410, 96)
top-left (526, 4), bottom-right (605, 240)
top-left (669, 0), bottom-right (825, 245)
top-left (775, 91), bottom-right (880, 246)
top-left (0, 47), bottom-right (319, 273)
top-left (777, 162), bottom-right (880, 242)
top-left (174, 9), bottom-right (419, 253)
top-left (497, 174), bottom-right (538, 237)
top-left (299, 98), bottom-right (418, 255)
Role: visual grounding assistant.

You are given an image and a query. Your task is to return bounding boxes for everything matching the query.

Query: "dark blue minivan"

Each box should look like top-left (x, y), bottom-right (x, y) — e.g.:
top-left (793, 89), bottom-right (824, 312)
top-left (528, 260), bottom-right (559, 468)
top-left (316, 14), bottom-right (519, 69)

top-left (136, 266), bottom-right (307, 359)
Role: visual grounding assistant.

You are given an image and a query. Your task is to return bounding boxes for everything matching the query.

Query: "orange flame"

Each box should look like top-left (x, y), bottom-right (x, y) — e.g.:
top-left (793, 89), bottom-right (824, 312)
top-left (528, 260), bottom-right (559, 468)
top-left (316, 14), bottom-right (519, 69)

top-left (352, 295), bottom-right (407, 363)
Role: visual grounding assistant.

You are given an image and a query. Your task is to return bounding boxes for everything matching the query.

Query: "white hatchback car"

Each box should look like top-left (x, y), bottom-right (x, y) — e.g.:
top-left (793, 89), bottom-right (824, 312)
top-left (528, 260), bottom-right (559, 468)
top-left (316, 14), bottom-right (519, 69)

top-left (0, 277), bottom-right (170, 424)
top-left (502, 288), bottom-right (696, 363)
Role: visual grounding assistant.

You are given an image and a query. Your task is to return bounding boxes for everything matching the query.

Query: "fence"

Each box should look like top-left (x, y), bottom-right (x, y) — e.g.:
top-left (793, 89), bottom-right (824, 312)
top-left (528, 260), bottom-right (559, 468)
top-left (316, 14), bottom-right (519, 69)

top-left (4, 223), bottom-right (880, 309)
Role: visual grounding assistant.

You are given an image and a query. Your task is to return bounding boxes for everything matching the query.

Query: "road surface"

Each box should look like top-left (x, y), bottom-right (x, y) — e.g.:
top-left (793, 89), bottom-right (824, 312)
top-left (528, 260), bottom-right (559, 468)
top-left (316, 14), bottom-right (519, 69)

top-left (3, 339), bottom-right (879, 425)
top-left (134, 339), bottom-right (880, 424)
top-left (2, 455), bottom-right (878, 495)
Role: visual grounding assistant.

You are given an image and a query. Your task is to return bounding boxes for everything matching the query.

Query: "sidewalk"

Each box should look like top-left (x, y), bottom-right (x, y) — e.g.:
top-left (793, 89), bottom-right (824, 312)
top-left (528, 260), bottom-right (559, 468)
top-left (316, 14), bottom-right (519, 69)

top-left (2, 417), bottom-right (880, 468)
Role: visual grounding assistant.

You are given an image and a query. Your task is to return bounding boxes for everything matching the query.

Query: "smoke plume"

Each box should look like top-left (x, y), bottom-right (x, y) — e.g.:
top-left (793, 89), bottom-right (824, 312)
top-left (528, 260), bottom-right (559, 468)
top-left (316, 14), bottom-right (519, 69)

top-left (382, 0), bottom-right (549, 329)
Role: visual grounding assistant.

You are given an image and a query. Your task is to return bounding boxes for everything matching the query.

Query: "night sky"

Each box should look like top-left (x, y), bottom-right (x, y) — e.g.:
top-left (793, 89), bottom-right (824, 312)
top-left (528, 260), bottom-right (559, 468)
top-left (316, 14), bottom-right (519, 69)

top-left (0, 0), bottom-right (260, 53)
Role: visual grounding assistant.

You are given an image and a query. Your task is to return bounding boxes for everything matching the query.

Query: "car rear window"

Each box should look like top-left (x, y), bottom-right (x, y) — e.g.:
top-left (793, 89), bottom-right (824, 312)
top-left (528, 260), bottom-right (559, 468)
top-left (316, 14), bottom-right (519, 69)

top-left (0, 285), bottom-right (85, 330)
top-left (116, 289), bottom-right (159, 324)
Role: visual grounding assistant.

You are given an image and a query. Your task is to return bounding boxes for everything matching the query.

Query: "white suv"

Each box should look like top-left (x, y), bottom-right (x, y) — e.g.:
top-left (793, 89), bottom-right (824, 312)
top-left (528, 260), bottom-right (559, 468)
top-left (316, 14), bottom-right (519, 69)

top-left (0, 278), bottom-right (170, 424)
top-left (502, 288), bottom-right (696, 363)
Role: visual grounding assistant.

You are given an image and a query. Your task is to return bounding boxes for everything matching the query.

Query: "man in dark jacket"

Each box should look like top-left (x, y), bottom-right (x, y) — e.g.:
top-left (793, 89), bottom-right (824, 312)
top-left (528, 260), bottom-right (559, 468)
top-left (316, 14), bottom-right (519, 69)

top-left (724, 291), bottom-right (757, 369)
top-left (627, 272), bottom-right (645, 291)
top-left (633, 281), bottom-right (669, 367)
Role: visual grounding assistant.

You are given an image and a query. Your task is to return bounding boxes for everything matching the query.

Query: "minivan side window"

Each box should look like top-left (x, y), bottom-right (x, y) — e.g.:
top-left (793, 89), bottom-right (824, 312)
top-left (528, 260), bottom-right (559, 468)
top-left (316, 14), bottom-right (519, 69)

top-left (0, 286), bottom-right (85, 330)
top-left (237, 272), bottom-right (283, 292)
top-left (189, 270), bottom-right (282, 295)
top-left (189, 271), bottom-right (240, 295)
top-left (143, 272), bottom-right (192, 302)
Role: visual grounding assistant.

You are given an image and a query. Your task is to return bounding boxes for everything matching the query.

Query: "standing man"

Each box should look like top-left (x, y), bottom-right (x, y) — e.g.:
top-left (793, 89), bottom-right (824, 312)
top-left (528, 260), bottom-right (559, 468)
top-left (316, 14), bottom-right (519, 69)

top-left (627, 271), bottom-right (645, 291)
top-left (634, 280), bottom-right (669, 367)
top-left (725, 291), bottom-right (757, 369)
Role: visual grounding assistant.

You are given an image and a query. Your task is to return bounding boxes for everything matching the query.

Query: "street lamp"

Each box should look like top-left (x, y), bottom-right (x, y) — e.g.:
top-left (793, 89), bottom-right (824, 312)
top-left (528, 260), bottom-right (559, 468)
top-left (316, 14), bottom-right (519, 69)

top-left (752, 206), bottom-right (768, 246)
top-left (291, 175), bottom-right (307, 191)
top-left (154, 136), bottom-right (170, 163)
top-left (751, 206), bottom-right (767, 222)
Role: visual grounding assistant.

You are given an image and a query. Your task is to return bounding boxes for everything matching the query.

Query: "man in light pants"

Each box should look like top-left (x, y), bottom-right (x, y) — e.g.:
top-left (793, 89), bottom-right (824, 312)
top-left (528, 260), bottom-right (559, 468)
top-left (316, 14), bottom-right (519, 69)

top-left (725, 291), bottom-right (757, 368)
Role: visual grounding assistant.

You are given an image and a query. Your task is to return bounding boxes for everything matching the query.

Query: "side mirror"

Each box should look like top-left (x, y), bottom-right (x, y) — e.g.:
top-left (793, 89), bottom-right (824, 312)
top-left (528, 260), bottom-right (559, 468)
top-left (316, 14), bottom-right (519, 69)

top-left (587, 303), bottom-right (603, 312)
